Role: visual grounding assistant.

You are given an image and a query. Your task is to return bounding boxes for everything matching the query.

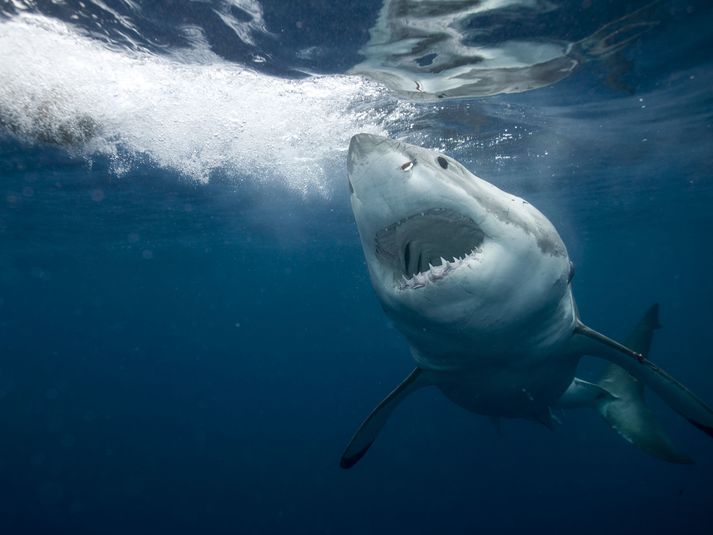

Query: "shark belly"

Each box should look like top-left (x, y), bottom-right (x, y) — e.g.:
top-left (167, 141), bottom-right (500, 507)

top-left (404, 289), bottom-right (578, 417)
top-left (425, 353), bottom-right (578, 417)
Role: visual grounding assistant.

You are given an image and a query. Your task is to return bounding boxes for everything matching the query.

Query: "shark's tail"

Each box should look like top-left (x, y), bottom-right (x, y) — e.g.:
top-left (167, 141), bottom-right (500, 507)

top-left (558, 304), bottom-right (693, 463)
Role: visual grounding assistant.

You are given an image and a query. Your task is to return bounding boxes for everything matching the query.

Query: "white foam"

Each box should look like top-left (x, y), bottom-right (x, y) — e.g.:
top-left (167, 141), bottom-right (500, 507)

top-left (0, 14), bottom-right (415, 196)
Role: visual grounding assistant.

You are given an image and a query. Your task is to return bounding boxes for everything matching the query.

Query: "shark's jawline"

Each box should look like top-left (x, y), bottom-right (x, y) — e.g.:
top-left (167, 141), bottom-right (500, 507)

top-left (374, 207), bottom-right (484, 289)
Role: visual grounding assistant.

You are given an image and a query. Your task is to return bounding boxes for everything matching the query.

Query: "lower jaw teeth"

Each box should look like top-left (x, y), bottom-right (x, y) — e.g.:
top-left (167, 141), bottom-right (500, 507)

top-left (398, 250), bottom-right (476, 289)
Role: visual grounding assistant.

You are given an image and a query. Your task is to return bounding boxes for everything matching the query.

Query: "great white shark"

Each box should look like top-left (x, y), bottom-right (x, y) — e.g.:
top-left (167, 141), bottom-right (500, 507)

top-left (341, 133), bottom-right (713, 468)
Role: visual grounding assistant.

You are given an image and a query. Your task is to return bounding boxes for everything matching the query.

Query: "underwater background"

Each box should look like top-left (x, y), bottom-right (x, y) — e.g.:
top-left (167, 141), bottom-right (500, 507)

top-left (1, 0), bottom-right (712, 533)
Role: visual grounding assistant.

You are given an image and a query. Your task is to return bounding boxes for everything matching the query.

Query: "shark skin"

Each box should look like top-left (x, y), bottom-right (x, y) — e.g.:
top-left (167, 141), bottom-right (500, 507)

top-left (341, 133), bottom-right (713, 469)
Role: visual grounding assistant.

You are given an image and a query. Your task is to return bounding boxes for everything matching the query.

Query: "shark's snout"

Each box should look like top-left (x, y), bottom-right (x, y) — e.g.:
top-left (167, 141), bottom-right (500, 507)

top-left (349, 133), bottom-right (385, 158)
top-left (347, 133), bottom-right (389, 178)
top-left (348, 133), bottom-right (485, 290)
top-left (348, 133), bottom-right (368, 160)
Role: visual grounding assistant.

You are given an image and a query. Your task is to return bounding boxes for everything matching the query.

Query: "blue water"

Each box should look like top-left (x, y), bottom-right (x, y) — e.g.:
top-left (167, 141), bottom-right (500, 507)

top-left (1, 1), bottom-right (712, 533)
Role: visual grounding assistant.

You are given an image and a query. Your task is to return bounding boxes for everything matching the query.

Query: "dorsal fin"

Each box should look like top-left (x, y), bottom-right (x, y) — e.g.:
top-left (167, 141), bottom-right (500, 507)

top-left (598, 303), bottom-right (661, 399)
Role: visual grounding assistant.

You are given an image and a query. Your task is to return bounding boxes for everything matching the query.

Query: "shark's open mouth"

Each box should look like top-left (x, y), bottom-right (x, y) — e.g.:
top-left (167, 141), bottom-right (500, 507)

top-left (375, 208), bottom-right (485, 289)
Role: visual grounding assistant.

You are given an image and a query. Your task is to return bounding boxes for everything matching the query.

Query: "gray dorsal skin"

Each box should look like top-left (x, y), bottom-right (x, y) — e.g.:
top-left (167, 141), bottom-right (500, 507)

top-left (557, 304), bottom-right (693, 464)
top-left (342, 133), bottom-right (713, 468)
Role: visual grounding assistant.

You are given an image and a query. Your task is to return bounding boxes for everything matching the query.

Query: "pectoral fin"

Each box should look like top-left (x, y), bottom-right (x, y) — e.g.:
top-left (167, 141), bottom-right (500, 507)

top-left (574, 305), bottom-right (713, 446)
top-left (560, 305), bottom-right (693, 462)
top-left (340, 368), bottom-right (431, 469)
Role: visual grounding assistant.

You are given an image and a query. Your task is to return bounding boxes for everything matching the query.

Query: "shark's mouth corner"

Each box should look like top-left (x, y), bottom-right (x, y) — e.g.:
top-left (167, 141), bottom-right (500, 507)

top-left (374, 208), bottom-right (484, 290)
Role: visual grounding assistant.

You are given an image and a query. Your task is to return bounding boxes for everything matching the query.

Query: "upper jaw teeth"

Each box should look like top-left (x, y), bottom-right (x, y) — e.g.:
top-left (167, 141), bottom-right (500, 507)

top-left (398, 249), bottom-right (478, 290)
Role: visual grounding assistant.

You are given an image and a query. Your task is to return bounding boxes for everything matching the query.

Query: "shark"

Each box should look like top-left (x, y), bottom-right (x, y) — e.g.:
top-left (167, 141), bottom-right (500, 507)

top-left (341, 133), bottom-right (713, 468)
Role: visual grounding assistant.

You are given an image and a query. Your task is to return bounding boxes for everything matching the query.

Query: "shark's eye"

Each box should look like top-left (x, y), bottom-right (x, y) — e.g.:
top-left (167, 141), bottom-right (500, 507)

top-left (400, 160), bottom-right (415, 172)
top-left (437, 156), bottom-right (448, 169)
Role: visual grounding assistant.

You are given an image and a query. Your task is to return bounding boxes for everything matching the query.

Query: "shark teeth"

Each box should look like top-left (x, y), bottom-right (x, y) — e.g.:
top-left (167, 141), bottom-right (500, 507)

top-left (398, 248), bottom-right (479, 290)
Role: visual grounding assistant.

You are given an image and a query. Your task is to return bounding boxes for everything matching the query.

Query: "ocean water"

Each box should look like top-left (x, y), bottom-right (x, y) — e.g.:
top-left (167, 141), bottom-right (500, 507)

top-left (1, 1), bottom-right (712, 533)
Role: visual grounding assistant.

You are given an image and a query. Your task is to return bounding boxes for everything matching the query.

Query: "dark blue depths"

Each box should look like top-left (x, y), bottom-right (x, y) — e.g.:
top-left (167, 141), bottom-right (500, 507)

top-left (2, 137), bottom-right (713, 535)
top-left (1, 1), bottom-right (713, 534)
